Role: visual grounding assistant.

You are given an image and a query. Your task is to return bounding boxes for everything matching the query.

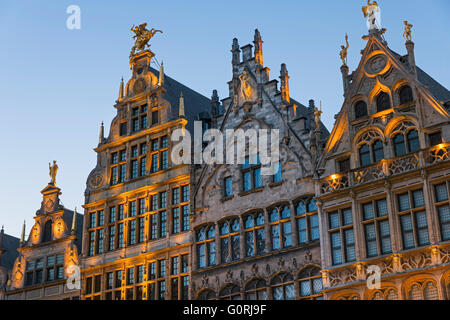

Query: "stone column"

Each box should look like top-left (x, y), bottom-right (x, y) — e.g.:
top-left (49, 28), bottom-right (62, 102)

top-left (263, 208), bottom-right (271, 253)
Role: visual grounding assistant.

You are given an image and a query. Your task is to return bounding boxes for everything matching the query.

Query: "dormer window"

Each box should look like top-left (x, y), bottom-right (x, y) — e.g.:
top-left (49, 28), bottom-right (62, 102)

top-left (354, 101), bottom-right (368, 119)
top-left (399, 85), bottom-right (414, 105)
top-left (376, 92), bottom-right (391, 112)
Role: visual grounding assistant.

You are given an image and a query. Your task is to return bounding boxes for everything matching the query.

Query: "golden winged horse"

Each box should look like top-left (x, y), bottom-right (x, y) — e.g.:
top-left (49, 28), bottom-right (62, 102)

top-left (130, 23), bottom-right (163, 58)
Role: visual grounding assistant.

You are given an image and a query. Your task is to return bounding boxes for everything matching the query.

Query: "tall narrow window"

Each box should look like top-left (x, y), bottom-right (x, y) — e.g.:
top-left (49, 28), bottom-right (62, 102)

top-left (328, 208), bottom-right (355, 265)
top-left (220, 218), bottom-right (240, 263)
top-left (434, 182), bottom-right (450, 241)
top-left (269, 206), bottom-right (292, 250)
top-left (362, 199), bottom-right (391, 257)
top-left (296, 198), bottom-right (319, 244)
top-left (372, 140), bottom-right (385, 163)
top-left (273, 162), bottom-right (282, 183)
top-left (359, 144), bottom-right (371, 167)
top-left (196, 226), bottom-right (216, 268)
top-left (242, 155), bottom-right (262, 192)
top-left (393, 134), bottom-right (406, 157)
top-left (244, 212), bottom-right (265, 257)
top-left (224, 176), bottom-right (233, 197)
top-left (397, 189), bottom-right (429, 249)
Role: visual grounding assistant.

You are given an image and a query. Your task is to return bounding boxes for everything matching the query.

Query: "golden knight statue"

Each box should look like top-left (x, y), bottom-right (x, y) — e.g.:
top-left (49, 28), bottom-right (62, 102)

top-left (403, 21), bottom-right (413, 42)
top-left (130, 23), bottom-right (163, 58)
top-left (49, 160), bottom-right (58, 184)
top-left (339, 33), bottom-right (349, 66)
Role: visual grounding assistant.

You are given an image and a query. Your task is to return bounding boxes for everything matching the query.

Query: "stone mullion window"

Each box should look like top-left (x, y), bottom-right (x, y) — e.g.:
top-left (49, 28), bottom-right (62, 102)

top-left (196, 225), bottom-right (216, 268)
top-left (295, 198), bottom-right (320, 245)
top-left (269, 205), bottom-right (292, 251)
top-left (243, 212), bottom-right (266, 257)
top-left (433, 181), bottom-right (450, 242)
top-left (219, 218), bottom-right (240, 264)
top-left (328, 207), bottom-right (355, 266)
top-left (242, 155), bottom-right (262, 192)
top-left (361, 198), bottom-right (392, 258)
top-left (396, 188), bottom-right (429, 250)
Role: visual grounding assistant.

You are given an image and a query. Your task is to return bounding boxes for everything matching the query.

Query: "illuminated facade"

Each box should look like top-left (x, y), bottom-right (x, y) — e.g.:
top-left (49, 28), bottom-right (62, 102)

top-left (316, 27), bottom-right (450, 300)
top-left (3, 179), bottom-right (83, 300)
top-left (81, 49), bottom-right (211, 300)
top-left (191, 30), bottom-right (329, 300)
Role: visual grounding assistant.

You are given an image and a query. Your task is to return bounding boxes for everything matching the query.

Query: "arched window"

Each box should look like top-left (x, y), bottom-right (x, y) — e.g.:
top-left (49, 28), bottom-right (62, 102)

top-left (407, 129), bottom-right (420, 153)
top-left (244, 212), bottom-right (265, 257)
top-left (369, 288), bottom-right (399, 300)
top-left (196, 289), bottom-right (216, 300)
top-left (372, 140), bottom-right (385, 163)
top-left (269, 206), bottom-right (292, 251)
top-left (196, 225), bottom-right (216, 268)
top-left (220, 218), bottom-right (240, 263)
top-left (219, 284), bottom-right (241, 300)
top-left (359, 144), bottom-right (371, 167)
top-left (399, 85), bottom-right (414, 105)
top-left (354, 101), bottom-right (368, 119)
top-left (245, 278), bottom-right (268, 300)
top-left (376, 92), bottom-right (391, 112)
top-left (43, 220), bottom-right (53, 243)
top-left (296, 198), bottom-right (319, 244)
top-left (407, 281), bottom-right (439, 300)
top-left (271, 273), bottom-right (295, 300)
top-left (298, 266), bottom-right (323, 300)
top-left (393, 134), bottom-right (406, 157)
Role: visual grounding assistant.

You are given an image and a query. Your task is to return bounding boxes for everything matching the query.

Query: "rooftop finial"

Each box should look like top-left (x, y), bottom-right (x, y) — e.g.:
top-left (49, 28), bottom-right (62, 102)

top-left (253, 29), bottom-right (263, 66)
top-left (71, 207), bottom-right (77, 235)
top-left (20, 220), bottom-right (26, 245)
top-left (158, 61), bottom-right (164, 86)
top-left (48, 160), bottom-right (58, 185)
top-left (339, 33), bottom-right (349, 66)
top-left (179, 92), bottom-right (185, 118)
top-left (119, 77), bottom-right (124, 100)
top-left (129, 23), bottom-right (163, 59)
top-left (98, 121), bottom-right (104, 146)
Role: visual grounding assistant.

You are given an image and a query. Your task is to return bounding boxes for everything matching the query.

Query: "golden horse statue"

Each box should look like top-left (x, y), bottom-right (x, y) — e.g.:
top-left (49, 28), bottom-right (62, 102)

top-left (130, 23), bottom-right (163, 58)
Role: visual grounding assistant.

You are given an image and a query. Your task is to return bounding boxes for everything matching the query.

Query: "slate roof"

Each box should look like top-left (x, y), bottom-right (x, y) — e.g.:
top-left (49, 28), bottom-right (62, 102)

top-left (0, 232), bottom-right (20, 271)
top-left (150, 67), bottom-right (212, 133)
top-left (390, 49), bottom-right (450, 103)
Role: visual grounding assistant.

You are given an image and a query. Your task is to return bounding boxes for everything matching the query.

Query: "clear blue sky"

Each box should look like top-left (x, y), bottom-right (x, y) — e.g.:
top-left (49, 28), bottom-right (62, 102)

top-left (1, 0), bottom-right (449, 238)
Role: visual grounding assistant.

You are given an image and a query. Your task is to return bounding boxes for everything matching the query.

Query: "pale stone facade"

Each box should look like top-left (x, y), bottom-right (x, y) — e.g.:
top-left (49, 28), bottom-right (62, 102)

top-left (3, 181), bottom-right (83, 300)
top-left (315, 28), bottom-right (450, 300)
top-left (81, 50), bottom-right (210, 300)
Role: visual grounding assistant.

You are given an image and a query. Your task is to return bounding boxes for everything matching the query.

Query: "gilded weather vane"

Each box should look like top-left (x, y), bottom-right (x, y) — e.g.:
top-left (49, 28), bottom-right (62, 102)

top-left (403, 21), bottom-right (413, 42)
top-left (339, 33), bottom-right (349, 66)
top-left (130, 23), bottom-right (163, 58)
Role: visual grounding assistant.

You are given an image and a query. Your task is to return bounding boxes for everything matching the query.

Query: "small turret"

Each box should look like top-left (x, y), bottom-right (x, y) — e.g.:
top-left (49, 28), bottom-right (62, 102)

top-left (231, 38), bottom-right (241, 78)
top-left (179, 92), bottom-right (185, 118)
top-left (280, 63), bottom-right (290, 104)
top-left (253, 29), bottom-right (263, 66)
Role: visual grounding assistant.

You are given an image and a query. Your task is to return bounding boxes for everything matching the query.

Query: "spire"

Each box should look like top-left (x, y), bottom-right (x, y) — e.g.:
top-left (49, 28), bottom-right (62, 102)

top-left (71, 207), bottom-right (77, 235)
top-left (158, 61), bottom-right (164, 86)
top-left (280, 64), bottom-right (290, 104)
top-left (179, 92), bottom-right (185, 118)
top-left (119, 77), bottom-right (124, 100)
top-left (211, 89), bottom-right (221, 128)
top-left (98, 121), bottom-right (104, 146)
top-left (253, 29), bottom-right (263, 66)
top-left (20, 220), bottom-right (26, 245)
top-left (231, 38), bottom-right (241, 78)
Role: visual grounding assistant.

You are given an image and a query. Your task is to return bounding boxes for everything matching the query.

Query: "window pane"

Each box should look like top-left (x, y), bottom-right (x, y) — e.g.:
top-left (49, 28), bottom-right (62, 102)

top-left (310, 215), bottom-right (320, 241)
top-left (329, 212), bottom-right (339, 229)
top-left (359, 144), bottom-right (371, 167)
top-left (313, 278), bottom-right (323, 294)
top-left (271, 225), bottom-right (280, 250)
top-left (246, 231), bottom-right (254, 257)
top-left (435, 184), bottom-right (448, 202)
top-left (376, 199), bottom-right (388, 217)
top-left (345, 229), bottom-right (356, 262)
top-left (298, 217), bottom-right (307, 244)
top-left (379, 220), bottom-right (392, 254)
top-left (285, 284), bottom-right (295, 300)
top-left (407, 130), bottom-right (420, 153)
top-left (342, 209), bottom-right (353, 226)
top-left (283, 222), bottom-right (292, 247)
top-left (398, 193), bottom-right (410, 211)
top-left (363, 203), bottom-right (374, 220)
top-left (394, 134), bottom-right (406, 157)
top-left (412, 190), bottom-right (425, 208)
top-left (272, 286), bottom-right (283, 300)
top-left (300, 280), bottom-right (311, 297)
top-left (365, 224), bottom-right (377, 257)
top-left (416, 211), bottom-right (429, 246)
